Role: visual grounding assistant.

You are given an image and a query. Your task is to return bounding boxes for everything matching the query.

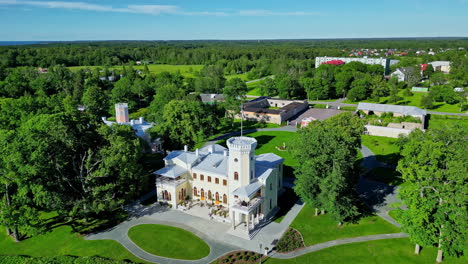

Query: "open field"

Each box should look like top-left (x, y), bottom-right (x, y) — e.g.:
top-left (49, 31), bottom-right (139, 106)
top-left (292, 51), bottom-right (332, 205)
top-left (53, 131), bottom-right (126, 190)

top-left (290, 205), bottom-right (400, 246)
top-left (68, 64), bottom-right (204, 78)
top-left (263, 238), bottom-right (466, 264)
top-left (345, 91), bottom-right (464, 113)
top-left (128, 224), bottom-right (210, 260)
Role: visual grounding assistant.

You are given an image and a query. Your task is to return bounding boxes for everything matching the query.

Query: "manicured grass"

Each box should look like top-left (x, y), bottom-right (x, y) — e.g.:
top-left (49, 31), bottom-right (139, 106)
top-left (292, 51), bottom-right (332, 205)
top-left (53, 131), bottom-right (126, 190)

top-left (264, 238), bottom-right (466, 264)
top-left (68, 64), bottom-right (203, 78)
top-left (361, 135), bottom-right (400, 165)
top-left (290, 205), bottom-right (400, 246)
top-left (128, 224), bottom-right (210, 260)
top-left (366, 167), bottom-right (403, 186)
top-left (428, 115), bottom-right (468, 130)
top-left (0, 224), bottom-right (147, 263)
top-left (247, 131), bottom-right (298, 168)
top-left (388, 210), bottom-right (400, 223)
top-left (345, 91), bottom-right (464, 113)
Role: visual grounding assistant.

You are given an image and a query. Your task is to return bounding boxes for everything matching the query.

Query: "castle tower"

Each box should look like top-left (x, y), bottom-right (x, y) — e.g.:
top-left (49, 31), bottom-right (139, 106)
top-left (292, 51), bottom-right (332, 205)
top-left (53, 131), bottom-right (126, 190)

top-left (227, 136), bottom-right (257, 194)
top-left (115, 103), bottom-right (129, 123)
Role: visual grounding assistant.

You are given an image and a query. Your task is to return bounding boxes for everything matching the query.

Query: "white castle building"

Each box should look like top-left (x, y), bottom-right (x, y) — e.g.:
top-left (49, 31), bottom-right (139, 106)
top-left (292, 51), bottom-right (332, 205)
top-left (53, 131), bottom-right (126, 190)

top-left (154, 136), bottom-right (284, 238)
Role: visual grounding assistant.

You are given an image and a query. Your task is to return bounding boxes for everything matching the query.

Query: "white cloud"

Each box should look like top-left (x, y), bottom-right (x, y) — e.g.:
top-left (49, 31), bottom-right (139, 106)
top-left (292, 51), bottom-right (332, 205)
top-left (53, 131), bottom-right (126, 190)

top-left (239, 9), bottom-right (321, 16)
top-left (0, 1), bottom-right (318, 17)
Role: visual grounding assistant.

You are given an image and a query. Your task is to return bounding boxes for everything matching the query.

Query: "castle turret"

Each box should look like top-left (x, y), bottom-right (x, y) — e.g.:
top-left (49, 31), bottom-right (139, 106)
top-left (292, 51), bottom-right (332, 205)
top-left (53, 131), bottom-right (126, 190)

top-left (227, 137), bottom-right (257, 191)
top-left (115, 103), bottom-right (129, 123)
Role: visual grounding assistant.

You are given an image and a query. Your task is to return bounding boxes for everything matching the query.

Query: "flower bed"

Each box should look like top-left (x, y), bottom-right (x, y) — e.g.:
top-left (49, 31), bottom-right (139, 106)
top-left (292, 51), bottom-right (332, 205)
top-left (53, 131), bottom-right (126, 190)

top-left (275, 227), bottom-right (305, 253)
top-left (215, 251), bottom-right (265, 264)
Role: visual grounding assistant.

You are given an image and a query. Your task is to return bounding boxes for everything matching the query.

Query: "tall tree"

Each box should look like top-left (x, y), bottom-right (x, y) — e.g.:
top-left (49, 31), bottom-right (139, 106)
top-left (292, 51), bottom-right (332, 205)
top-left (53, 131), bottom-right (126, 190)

top-left (223, 77), bottom-right (247, 117)
top-left (397, 127), bottom-right (467, 262)
top-left (291, 112), bottom-right (364, 223)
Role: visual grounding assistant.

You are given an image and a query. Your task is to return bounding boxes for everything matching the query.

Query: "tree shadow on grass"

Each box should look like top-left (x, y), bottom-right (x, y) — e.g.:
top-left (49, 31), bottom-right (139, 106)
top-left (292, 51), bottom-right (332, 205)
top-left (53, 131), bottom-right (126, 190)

top-left (254, 135), bottom-right (275, 148)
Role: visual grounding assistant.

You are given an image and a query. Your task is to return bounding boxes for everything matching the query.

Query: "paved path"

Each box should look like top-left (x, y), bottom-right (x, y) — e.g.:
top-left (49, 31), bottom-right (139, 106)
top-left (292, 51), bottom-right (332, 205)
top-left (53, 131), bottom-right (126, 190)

top-left (357, 145), bottom-right (401, 227)
top-left (271, 232), bottom-right (408, 259)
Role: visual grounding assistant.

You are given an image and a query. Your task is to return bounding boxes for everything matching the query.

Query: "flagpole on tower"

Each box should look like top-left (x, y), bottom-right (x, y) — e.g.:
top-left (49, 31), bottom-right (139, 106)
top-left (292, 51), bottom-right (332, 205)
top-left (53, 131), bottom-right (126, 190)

top-left (240, 103), bottom-right (243, 137)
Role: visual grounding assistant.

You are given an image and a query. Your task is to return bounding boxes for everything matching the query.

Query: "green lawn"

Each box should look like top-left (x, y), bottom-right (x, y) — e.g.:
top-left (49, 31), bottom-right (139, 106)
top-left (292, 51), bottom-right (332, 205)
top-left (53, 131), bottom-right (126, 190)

top-left (68, 64), bottom-right (203, 78)
top-left (246, 81), bottom-right (262, 96)
top-left (428, 115), bottom-right (468, 130)
top-left (127, 224), bottom-right (210, 260)
top-left (290, 205), bottom-right (400, 246)
top-left (263, 238), bottom-right (466, 264)
top-left (0, 224), bottom-right (147, 263)
top-left (361, 135), bottom-right (400, 165)
top-left (245, 131), bottom-right (298, 168)
top-left (345, 91), bottom-right (464, 113)
top-left (225, 73), bottom-right (249, 81)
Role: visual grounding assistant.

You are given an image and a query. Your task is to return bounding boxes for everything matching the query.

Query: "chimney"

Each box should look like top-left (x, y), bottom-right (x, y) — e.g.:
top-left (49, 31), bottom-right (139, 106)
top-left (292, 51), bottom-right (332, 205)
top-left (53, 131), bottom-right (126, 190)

top-left (130, 120), bottom-right (135, 125)
top-left (184, 145), bottom-right (188, 152)
top-left (209, 144), bottom-right (215, 154)
top-left (139, 117), bottom-right (144, 124)
top-left (195, 149), bottom-right (199, 156)
top-left (223, 150), bottom-right (228, 157)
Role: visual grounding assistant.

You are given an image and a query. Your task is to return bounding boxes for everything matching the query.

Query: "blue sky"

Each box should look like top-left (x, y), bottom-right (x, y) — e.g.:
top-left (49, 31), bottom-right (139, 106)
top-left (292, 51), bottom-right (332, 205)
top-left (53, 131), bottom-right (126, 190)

top-left (1, 0), bottom-right (467, 40)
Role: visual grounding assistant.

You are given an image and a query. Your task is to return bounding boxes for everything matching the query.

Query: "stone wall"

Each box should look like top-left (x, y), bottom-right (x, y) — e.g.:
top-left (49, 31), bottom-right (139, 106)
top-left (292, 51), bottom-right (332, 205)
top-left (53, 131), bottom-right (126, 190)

top-left (364, 125), bottom-right (413, 138)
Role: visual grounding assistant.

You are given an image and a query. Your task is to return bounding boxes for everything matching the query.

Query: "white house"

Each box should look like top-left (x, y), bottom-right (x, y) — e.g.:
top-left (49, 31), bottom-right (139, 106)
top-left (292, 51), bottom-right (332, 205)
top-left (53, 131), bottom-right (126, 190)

top-left (429, 61), bottom-right (451, 74)
top-left (154, 136), bottom-right (284, 239)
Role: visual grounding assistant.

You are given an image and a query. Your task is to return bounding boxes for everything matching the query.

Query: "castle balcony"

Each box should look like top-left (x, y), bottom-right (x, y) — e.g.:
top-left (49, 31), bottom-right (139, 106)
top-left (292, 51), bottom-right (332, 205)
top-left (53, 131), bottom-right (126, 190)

top-left (232, 197), bottom-right (263, 213)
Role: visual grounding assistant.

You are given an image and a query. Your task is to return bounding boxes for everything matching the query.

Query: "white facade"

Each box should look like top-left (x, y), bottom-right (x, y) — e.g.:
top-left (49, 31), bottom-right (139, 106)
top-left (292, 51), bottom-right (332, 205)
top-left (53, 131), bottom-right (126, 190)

top-left (154, 137), bottom-right (284, 239)
top-left (315, 56), bottom-right (399, 74)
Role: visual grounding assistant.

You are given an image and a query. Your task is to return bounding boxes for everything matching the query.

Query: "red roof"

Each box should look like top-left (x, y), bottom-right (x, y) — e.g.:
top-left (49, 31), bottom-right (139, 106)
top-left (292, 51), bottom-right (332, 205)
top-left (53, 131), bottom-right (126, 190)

top-left (420, 64), bottom-right (428, 71)
top-left (322, 60), bottom-right (345, 66)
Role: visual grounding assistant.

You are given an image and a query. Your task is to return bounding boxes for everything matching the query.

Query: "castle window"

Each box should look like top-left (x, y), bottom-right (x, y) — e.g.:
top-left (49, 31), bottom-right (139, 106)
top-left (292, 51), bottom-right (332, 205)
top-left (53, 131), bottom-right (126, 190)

top-left (234, 158), bottom-right (238, 162)
top-left (223, 179), bottom-right (227, 186)
top-left (234, 172), bottom-right (239, 180)
top-left (193, 187), bottom-right (198, 196)
top-left (193, 173), bottom-right (197, 179)
top-left (215, 178), bottom-right (219, 184)
top-left (200, 174), bottom-right (204, 181)
top-left (208, 176), bottom-right (211, 182)
top-left (234, 195), bottom-right (238, 199)
top-left (223, 194), bottom-right (227, 204)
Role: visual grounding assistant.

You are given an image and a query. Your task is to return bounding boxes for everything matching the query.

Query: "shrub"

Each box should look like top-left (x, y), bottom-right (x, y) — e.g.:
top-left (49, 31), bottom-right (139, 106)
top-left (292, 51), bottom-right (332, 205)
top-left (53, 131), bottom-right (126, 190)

top-left (276, 228), bottom-right (305, 253)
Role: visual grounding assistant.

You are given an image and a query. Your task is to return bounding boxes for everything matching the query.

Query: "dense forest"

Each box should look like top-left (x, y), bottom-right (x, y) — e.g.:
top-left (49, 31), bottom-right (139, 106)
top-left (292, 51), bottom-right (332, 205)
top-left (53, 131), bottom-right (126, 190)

top-left (1, 38), bottom-right (467, 67)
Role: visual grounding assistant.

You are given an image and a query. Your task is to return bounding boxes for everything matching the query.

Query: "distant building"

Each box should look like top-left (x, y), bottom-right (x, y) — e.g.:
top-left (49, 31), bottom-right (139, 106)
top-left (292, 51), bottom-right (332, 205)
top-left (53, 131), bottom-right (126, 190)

top-left (315, 56), bottom-right (399, 74)
top-left (115, 103), bottom-right (129, 123)
top-left (357, 103), bottom-right (427, 138)
top-left (390, 67), bottom-right (415, 82)
top-left (199, 93), bottom-right (225, 104)
top-left (239, 97), bottom-right (308, 125)
top-left (411, 87), bottom-right (429, 93)
top-left (428, 61), bottom-right (451, 74)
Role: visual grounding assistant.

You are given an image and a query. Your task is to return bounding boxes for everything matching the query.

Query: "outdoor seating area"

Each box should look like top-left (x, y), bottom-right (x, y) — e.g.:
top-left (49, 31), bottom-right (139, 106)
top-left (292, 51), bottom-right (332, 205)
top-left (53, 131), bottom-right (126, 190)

top-left (177, 199), bottom-right (231, 224)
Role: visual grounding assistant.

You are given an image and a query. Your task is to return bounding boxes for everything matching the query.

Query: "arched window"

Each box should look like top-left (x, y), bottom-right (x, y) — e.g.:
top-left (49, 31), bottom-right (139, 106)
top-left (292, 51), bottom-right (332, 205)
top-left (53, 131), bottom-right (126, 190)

top-left (201, 188), bottom-right (205, 200)
top-left (234, 158), bottom-right (238, 162)
top-left (208, 190), bottom-right (212, 200)
top-left (234, 172), bottom-right (239, 180)
top-left (223, 194), bottom-right (227, 204)
top-left (208, 176), bottom-right (211, 182)
top-left (163, 190), bottom-right (168, 200)
top-left (193, 187), bottom-right (198, 196)
top-left (193, 173), bottom-right (197, 179)
top-left (215, 192), bottom-right (219, 202)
